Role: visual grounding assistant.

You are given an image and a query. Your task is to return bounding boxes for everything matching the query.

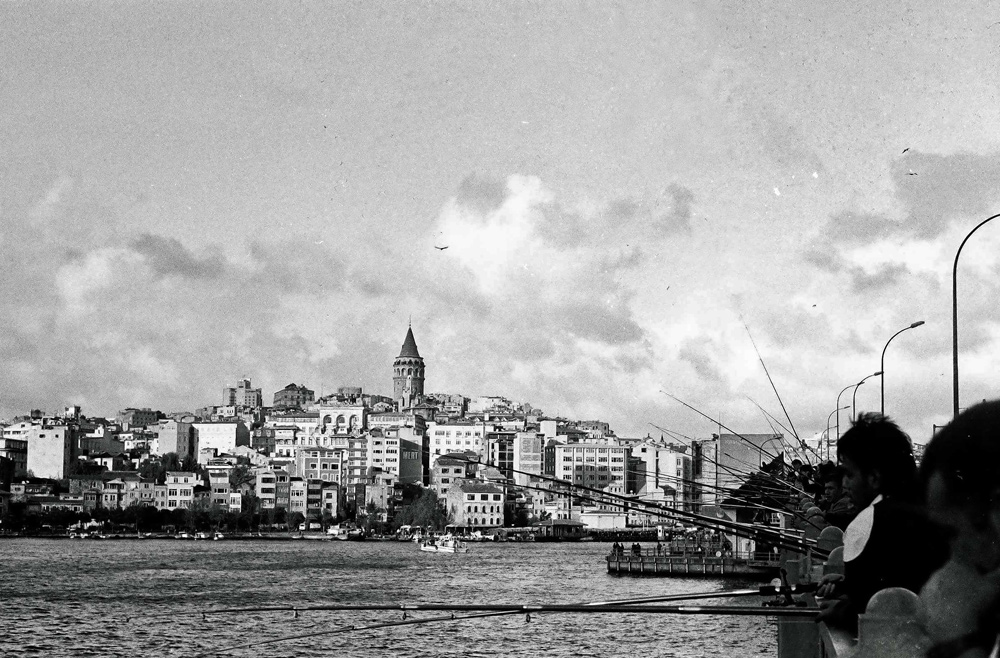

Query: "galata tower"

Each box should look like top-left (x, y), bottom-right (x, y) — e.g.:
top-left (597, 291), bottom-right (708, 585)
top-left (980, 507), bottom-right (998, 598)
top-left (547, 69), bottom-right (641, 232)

top-left (393, 324), bottom-right (424, 411)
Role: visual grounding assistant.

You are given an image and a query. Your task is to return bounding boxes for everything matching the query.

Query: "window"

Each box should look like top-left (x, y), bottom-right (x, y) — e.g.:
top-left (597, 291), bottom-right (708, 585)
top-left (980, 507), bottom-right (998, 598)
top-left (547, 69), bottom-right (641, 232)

top-left (480, 494), bottom-right (489, 500)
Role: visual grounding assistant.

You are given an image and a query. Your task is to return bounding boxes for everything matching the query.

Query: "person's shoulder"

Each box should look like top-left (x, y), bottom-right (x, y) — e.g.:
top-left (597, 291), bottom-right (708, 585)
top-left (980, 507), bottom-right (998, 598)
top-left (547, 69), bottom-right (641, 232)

top-left (843, 504), bottom-right (876, 561)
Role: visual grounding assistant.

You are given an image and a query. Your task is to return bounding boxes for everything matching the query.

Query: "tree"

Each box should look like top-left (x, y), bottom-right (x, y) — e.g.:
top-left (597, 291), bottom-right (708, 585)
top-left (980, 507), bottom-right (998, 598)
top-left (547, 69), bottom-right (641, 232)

top-left (393, 489), bottom-right (448, 531)
top-left (67, 460), bottom-right (107, 477)
top-left (229, 465), bottom-right (255, 490)
top-left (288, 511), bottom-right (305, 531)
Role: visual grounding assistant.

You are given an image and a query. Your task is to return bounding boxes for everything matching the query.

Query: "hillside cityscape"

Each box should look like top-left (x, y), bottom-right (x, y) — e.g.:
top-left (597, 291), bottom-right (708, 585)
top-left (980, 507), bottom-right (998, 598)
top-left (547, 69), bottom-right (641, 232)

top-left (0, 325), bottom-right (797, 537)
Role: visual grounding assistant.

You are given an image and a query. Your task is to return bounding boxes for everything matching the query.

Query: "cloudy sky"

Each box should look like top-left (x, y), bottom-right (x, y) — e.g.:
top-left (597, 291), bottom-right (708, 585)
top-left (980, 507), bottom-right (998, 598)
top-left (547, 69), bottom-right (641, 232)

top-left (3, 2), bottom-right (1000, 446)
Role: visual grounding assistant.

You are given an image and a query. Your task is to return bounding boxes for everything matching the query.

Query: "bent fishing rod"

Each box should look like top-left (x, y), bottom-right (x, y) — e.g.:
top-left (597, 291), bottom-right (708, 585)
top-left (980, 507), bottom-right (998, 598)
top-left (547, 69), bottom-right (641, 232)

top-left (465, 459), bottom-right (819, 554)
top-left (492, 453), bottom-right (819, 544)
top-left (617, 464), bottom-right (826, 533)
top-left (464, 454), bottom-right (820, 551)
top-left (660, 392), bottom-right (783, 462)
top-left (507, 479), bottom-right (817, 555)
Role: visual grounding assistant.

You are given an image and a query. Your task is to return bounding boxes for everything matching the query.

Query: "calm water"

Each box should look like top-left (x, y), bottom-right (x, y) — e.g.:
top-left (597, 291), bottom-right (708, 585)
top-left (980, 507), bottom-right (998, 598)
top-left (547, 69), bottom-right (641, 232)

top-left (0, 539), bottom-right (778, 658)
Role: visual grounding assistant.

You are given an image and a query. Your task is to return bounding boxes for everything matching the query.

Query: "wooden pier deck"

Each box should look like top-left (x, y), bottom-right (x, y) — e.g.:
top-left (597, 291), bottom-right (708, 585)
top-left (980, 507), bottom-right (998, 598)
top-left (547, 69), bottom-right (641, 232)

top-left (606, 552), bottom-right (781, 579)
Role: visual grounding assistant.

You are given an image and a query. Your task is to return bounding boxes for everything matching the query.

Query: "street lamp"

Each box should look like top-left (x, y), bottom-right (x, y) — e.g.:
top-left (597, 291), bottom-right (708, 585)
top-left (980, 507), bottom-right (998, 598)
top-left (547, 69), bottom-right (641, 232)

top-left (825, 406), bottom-right (849, 461)
top-left (853, 371), bottom-right (883, 421)
top-left (836, 383), bottom-right (856, 442)
top-left (880, 320), bottom-right (925, 415)
top-left (953, 212), bottom-right (1000, 417)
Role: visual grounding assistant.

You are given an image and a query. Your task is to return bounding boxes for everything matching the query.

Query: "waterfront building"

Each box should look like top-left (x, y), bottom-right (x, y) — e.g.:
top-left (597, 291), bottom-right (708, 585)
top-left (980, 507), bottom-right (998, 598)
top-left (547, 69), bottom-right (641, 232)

top-left (116, 408), bottom-right (159, 429)
top-left (430, 452), bottom-right (477, 497)
top-left (367, 426), bottom-right (423, 485)
top-left (446, 481), bottom-right (504, 528)
top-left (320, 482), bottom-right (340, 520)
top-left (692, 433), bottom-right (784, 511)
top-left (223, 378), bottom-right (262, 408)
top-left (392, 326), bottom-right (424, 412)
top-left (255, 468), bottom-right (290, 510)
top-left (154, 471), bottom-right (199, 510)
top-left (544, 441), bottom-right (628, 512)
top-left (155, 420), bottom-right (196, 459)
top-left (289, 477), bottom-right (307, 516)
top-left (192, 421), bottom-right (250, 464)
top-left (426, 420), bottom-right (486, 464)
top-left (292, 446), bottom-right (345, 484)
top-left (631, 440), bottom-right (694, 512)
top-left (0, 436), bottom-right (28, 474)
top-left (206, 457), bottom-right (237, 507)
top-left (272, 383), bottom-right (315, 410)
top-left (485, 429), bottom-right (515, 480)
top-left (25, 423), bottom-right (74, 479)
top-left (512, 431), bottom-right (544, 488)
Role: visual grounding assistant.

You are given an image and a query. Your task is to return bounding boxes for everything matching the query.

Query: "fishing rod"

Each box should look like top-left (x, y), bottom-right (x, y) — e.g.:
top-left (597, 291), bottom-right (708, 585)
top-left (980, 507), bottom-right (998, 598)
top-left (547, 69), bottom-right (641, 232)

top-left (660, 392), bottom-right (783, 462)
top-left (471, 461), bottom-right (818, 554)
top-left (619, 462), bottom-right (825, 532)
top-left (197, 584), bottom-right (818, 655)
top-left (490, 476), bottom-right (813, 553)
top-left (645, 420), bottom-right (803, 498)
top-left (742, 318), bottom-right (803, 445)
top-left (746, 395), bottom-right (795, 441)
top-left (205, 602), bottom-right (820, 617)
top-left (473, 455), bottom-right (817, 548)
top-left (203, 583), bottom-right (815, 618)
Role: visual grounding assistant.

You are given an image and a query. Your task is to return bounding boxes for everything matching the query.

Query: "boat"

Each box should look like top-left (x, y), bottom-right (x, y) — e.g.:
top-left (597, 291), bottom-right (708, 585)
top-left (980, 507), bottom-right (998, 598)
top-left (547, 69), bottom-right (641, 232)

top-left (419, 536), bottom-right (469, 554)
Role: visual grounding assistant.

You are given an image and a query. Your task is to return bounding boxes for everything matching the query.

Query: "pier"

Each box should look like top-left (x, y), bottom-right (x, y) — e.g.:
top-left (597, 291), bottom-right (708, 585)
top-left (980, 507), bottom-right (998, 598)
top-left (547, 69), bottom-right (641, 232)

top-left (606, 548), bottom-right (781, 579)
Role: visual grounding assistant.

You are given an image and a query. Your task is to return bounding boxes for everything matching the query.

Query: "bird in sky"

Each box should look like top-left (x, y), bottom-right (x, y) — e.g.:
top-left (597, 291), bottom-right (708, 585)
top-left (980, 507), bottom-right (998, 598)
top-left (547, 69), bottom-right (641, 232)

top-left (434, 245), bottom-right (449, 251)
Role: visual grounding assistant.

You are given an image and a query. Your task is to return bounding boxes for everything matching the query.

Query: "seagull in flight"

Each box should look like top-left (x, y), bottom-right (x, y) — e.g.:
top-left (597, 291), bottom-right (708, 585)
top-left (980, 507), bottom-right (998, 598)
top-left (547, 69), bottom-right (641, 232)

top-left (434, 245), bottom-right (449, 251)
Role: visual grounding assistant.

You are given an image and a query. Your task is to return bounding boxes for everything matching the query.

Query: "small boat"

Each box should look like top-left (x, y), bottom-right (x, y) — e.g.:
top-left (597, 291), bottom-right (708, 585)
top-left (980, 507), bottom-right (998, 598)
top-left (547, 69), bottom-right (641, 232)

top-left (419, 536), bottom-right (469, 554)
top-left (213, 532), bottom-right (224, 541)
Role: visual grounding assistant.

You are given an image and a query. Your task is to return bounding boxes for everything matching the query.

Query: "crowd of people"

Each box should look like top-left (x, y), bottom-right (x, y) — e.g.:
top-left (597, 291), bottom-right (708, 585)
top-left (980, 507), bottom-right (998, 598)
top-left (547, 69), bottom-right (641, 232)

top-left (803, 402), bottom-right (1000, 657)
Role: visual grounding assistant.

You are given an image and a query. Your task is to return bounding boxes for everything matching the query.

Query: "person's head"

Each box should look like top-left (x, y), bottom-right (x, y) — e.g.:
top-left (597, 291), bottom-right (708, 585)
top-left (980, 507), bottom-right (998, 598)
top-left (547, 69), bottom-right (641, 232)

top-left (921, 400), bottom-right (1000, 573)
top-left (822, 468), bottom-right (845, 501)
top-left (837, 412), bottom-right (917, 506)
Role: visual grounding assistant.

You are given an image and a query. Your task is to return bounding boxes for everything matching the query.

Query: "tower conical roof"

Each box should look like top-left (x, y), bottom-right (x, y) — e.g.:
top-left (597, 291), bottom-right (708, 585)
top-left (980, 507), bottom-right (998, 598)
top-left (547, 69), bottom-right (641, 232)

top-left (398, 326), bottom-right (421, 358)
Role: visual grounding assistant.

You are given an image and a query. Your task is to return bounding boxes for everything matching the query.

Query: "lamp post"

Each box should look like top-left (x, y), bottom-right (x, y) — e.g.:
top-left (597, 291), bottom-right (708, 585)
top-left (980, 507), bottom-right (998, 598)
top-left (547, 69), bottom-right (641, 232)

top-left (852, 371), bottom-right (883, 421)
top-left (825, 406), bottom-right (849, 461)
top-left (880, 321), bottom-right (925, 415)
top-left (836, 383), bottom-right (856, 442)
top-left (953, 213), bottom-right (1000, 417)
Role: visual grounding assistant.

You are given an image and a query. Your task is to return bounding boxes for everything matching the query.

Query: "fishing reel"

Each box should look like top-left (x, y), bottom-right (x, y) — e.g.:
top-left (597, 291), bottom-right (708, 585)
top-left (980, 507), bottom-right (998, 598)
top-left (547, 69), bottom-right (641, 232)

top-left (760, 572), bottom-right (816, 608)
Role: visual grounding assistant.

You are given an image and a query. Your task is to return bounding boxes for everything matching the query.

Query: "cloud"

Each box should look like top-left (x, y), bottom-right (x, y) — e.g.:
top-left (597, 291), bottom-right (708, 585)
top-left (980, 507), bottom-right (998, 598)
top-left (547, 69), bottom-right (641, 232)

top-left (678, 339), bottom-right (723, 383)
top-left (130, 234), bottom-right (227, 280)
top-left (454, 173), bottom-right (509, 216)
top-left (849, 263), bottom-right (910, 292)
top-left (656, 183), bottom-right (694, 234)
top-left (803, 249), bottom-right (844, 273)
top-left (29, 175), bottom-right (75, 225)
top-left (892, 151), bottom-right (1000, 238)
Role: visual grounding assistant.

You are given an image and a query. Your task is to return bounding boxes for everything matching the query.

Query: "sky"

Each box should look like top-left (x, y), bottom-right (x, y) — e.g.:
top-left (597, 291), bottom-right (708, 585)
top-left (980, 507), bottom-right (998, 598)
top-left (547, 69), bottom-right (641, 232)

top-left (3, 2), bottom-right (1000, 447)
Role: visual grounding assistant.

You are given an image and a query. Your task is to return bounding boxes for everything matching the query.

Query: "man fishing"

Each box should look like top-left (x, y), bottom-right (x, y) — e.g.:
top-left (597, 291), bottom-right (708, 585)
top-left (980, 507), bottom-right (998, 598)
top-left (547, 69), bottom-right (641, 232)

top-left (816, 413), bottom-right (948, 631)
top-left (919, 400), bottom-right (1000, 658)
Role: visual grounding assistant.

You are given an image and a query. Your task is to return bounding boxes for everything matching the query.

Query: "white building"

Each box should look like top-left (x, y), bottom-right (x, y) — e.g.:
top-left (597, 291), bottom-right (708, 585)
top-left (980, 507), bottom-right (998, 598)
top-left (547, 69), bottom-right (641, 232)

top-left (426, 421), bottom-right (486, 464)
top-left (193, 421), bottom-right (250, 463)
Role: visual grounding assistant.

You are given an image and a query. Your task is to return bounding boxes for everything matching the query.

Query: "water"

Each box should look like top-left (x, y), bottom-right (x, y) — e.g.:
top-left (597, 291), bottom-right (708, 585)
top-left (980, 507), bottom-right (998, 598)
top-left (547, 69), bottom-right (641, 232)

top-left (0, 539), bottom-right (777, 657)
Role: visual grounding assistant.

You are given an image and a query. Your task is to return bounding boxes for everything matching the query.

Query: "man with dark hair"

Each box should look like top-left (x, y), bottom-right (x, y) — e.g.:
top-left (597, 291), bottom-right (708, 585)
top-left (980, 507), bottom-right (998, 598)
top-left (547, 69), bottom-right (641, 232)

top-left (919, 400), bottom-right (1000, 657)
top-left (820, 467), bottom-right (856, 531)
top-left (817, 412), bottom-right (948, 631)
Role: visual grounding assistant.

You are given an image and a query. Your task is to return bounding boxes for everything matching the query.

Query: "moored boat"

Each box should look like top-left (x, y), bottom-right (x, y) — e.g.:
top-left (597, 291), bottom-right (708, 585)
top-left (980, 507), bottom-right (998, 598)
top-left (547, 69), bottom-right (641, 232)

top-left (419, 536), bottom-right (469, 554)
